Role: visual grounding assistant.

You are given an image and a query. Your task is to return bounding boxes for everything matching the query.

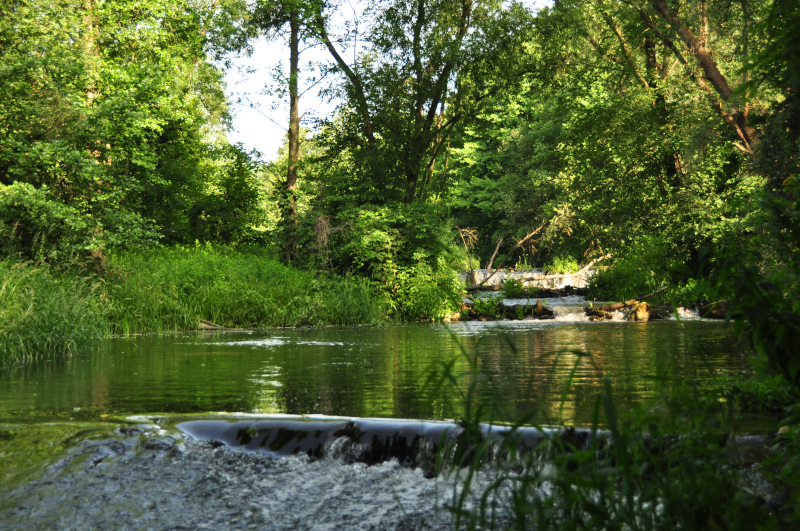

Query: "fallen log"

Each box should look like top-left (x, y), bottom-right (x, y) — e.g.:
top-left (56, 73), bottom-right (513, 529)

top-left (520, 254), bottom-right (612, 283)
top-left (599, 286), bottom-right (669, 312)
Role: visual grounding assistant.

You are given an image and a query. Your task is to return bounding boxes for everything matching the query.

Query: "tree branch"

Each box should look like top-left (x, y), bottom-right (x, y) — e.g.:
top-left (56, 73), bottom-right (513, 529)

top-left (313, 14), bottom-right (375, 149)
top-left (469, 222), bottom-right (547, 290)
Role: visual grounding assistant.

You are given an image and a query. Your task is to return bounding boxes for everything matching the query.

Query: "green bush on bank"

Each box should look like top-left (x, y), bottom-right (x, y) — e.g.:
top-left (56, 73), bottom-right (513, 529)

top-left (0, 262), bottom-right (109, 363)
top-left (393, 257), bottom-right (464, 321)
top-left (588, 236), bottom-right (714, 305)
top-left (0, 182), bottom-right (99, 261)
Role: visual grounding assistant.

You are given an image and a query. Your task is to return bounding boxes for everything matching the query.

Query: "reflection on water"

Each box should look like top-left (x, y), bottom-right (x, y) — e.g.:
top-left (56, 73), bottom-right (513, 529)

top-left (0, 321), bottom-right (745, 425)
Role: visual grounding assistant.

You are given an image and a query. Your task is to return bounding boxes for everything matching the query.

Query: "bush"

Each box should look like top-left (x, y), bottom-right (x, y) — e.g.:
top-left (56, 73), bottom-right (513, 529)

top-left (588, 236), bottom-right (713, 304)
top-left (471, 295), bottom-right (503, 319)
top-left (0, 182), bottom-right (98, 260)
top-left (503, 278), bottom-right (527, 298)
top-left (395, 258), bottom-right (464, 321)
top-left (0, 261), bottom-right (109, 364)
top-left (542, 254), bottom-right (580, 274)
top-left (326, 202), bottom-right (456, 282)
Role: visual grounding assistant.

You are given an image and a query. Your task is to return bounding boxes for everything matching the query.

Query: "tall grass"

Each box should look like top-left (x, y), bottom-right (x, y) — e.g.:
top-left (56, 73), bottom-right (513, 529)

top-left (429, 340), bottom-right (789, 530)
top-left (0, 262), bottom-right (109, 364)
top-left (1, 244), bottom-right (386, 363)
top-left (106, 244), bottom-right (384, 334)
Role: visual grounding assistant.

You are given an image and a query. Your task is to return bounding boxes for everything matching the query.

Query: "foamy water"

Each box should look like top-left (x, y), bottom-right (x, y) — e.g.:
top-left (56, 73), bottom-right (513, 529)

top-left (0, 426), bottom-right (517, 530)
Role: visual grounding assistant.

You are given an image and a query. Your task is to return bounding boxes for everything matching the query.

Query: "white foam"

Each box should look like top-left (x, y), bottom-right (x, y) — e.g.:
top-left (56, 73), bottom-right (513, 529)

top-left (216, 338), bottom-right (345, 347)
top-left (672, 307), bottom-right (701, 321)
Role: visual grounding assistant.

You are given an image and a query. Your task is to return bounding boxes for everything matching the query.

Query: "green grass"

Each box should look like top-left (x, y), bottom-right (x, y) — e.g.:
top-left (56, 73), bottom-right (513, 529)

top-left (1, 244), bottom-right (387, 363)
top-left (105, 244), bottom-right (385, 333)
top-left (0, 262), bottom-right (109, 364)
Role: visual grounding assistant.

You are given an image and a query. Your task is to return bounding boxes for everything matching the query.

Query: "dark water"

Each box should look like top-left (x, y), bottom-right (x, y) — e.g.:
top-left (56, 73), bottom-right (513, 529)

top-left (0, 320), bottom-right (747, 426)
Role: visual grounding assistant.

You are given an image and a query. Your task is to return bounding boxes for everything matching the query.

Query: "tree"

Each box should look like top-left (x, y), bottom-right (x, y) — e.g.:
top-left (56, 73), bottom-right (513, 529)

top-left (251, 0), bottom-right (326, 259)
top-left (311, 0), bottom-right (535, 204)
top-left (450, 0), bottom-right (772, 278)
top-left (0, 0), bottom-right (260, 252)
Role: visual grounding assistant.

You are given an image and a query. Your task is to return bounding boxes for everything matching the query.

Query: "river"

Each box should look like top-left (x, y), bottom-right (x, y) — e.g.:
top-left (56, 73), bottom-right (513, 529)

top-left (0, 317), bottom-right (752, 529)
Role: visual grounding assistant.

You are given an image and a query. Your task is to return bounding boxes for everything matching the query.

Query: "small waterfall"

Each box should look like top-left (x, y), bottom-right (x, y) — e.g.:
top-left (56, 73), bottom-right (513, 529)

top-left (672, 306), bottom-right (702, 320)
top-left (176, 416), bottom-right (605, 476)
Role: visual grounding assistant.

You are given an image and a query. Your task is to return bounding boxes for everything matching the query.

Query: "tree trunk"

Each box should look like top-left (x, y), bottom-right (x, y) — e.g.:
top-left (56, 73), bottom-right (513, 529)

top-left (315, 14), bottom-right (375, 149)
top-left (285, 10), bottom-right (300, 260)
top-left (650, 0), bottom-right (733, 101)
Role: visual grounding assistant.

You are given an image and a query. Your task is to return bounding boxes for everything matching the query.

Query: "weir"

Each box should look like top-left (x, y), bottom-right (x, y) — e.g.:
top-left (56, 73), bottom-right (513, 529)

top-left (460, 268), bottom-right (596, 289)
top-left (176, 416), bottom-right (602, 474)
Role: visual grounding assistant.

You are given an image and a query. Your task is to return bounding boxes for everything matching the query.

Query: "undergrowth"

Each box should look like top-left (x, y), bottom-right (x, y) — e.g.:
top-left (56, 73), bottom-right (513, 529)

top-left (105, 244), bottom-right (385, 333)
top-left (1, 244), bottom-right (387, 363)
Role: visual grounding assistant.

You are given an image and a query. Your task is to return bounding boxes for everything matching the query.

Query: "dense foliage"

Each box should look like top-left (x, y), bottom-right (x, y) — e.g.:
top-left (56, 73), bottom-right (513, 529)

top-left (1, 0), bottom-right (799, 387)
top-left (0, 0), bottom-right (261, 250)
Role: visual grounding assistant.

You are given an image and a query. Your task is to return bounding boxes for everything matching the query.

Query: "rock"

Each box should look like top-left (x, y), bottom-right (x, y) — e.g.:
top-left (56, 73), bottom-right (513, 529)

top-left (533, 300), bottom-right (554, 318)
top-left (626, 302), bottom-right (653, 322)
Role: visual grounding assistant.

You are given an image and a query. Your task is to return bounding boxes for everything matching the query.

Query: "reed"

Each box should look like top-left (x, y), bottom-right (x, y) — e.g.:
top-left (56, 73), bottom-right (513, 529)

top-left (1, 244), bottom-right (387, 362)
top-left (430, 339), bottom-right (788, 530)
top-left (0, 262), bottom-right (109, 364)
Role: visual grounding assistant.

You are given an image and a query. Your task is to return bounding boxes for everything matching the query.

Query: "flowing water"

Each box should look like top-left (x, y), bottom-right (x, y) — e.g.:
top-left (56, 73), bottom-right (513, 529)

top-left (0, 318), bottom-right (755, 529)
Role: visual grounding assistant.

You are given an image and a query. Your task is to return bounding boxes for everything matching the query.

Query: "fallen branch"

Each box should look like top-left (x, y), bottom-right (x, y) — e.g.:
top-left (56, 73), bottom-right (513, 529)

top-left (470, 222), bottom-right (547, 290)
top-left (486, 237), bottom-right (503, 271)
top-left (599, 285), bottom-right (669, 312)
top-left (458, 227), bottom-right (478, 286)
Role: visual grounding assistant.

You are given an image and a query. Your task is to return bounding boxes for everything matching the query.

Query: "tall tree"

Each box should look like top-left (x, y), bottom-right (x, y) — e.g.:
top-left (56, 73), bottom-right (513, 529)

top-left (0, 0), bottom-right (258, 249)
top-left (251, 0), bottom-right (318, 259)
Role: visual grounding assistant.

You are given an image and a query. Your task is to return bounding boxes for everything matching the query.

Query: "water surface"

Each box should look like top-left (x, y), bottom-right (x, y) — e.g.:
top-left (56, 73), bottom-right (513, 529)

top-left (0, 320), bottom-right (746, 426)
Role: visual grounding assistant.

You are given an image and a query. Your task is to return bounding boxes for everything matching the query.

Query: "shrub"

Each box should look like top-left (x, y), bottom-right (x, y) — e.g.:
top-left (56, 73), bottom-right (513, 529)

top-left (0, 182), bottom-right (97, 260)
top-left (503, 278), bottom-right (527, 298)
top-left (395, 258), bottom-right (464, 321)
top-left (542, 254), bottom-right (580, 274)
top-left (471, 295), bottom-right (503, 319)
top-left (588, 236), bottom-right (710, 304)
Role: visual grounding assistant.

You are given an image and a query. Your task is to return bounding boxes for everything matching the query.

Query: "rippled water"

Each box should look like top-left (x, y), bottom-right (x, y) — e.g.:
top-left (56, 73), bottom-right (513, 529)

top-left (0, 320), bottom-right (746, 426)
top-left (0, 319), bottom-right (756, 528)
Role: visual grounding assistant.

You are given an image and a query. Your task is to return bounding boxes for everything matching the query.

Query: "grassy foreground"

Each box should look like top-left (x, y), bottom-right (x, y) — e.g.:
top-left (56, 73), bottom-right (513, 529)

top-left (431, 345), bottom-right (800, 530)
top-left (0, 245), bottom-right (384, 364)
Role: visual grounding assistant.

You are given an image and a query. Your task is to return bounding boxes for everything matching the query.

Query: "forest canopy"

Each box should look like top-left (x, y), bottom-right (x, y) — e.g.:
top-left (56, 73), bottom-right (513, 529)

top-left (1, 0), bottom-right (798, 334)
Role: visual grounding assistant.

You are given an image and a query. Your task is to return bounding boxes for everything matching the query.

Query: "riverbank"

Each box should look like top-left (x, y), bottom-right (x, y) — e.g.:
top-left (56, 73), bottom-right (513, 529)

top-left (0, 244), bottom-right (735, 365)
top-left (0, 245), bottom-right (384, 364)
